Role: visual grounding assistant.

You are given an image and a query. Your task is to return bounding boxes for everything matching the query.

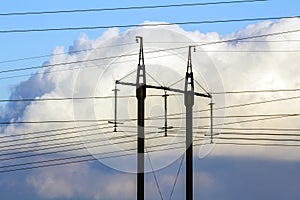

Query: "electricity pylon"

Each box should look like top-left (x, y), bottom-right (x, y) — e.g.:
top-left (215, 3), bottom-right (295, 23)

top-left (116, 37), bottom-right (211, 200)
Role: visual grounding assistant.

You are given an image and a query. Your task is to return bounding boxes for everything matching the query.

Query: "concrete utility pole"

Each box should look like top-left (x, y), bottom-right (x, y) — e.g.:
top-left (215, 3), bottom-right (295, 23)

top-left (136, 36), bottom-right (146, 200)
top-left (185, 46), bottom-right (195, 200)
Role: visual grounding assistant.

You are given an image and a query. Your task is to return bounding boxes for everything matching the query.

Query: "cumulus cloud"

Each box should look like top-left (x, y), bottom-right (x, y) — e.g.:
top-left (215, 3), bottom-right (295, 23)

top-left (2, 18), bottom-right (300, 161)
top-left (27, 163), bottom-right (135, 200)
top-left (1, 18), bottom-right (300, 179)
top-left (204, 18), bottom-right (300, 160)
top-left (26, 161), bottom-right (215, 200)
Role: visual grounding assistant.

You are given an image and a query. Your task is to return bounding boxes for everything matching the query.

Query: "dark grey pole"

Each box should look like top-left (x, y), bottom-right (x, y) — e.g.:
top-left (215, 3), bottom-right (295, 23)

top-left (136, 36), bottom-right (146, 200)
top-left (184, 46), bottom-right (195, 200)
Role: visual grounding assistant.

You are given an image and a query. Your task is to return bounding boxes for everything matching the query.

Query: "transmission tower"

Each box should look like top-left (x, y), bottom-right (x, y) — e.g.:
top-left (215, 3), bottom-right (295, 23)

top-left (116, 37), bottom-right (212, 200)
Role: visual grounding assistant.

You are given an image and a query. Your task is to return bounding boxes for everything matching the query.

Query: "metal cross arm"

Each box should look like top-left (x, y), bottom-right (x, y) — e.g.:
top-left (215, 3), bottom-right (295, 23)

top-left (116, 81), bottom-right (212, 98)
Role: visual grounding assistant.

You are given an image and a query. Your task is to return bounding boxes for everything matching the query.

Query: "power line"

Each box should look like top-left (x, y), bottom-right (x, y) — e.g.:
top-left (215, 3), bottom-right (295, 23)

top-left (0, 128), bottom-right (169, 154)
top-left (0, 128), bottom-right (170, 157)
top-left (0, 50), bottom-right (188, 80)
top-left (203, 50), bottom-right (300, 52)
top-left (161, 114), bottom-right (300, 130)
top-left (3, 130), bottom-right (300, 164)
top-left (216, 136), bottom-right (300, 142)
top-left (0, 52), bottom-right (139, 74)
top-left (164, 113), bottom-right (300, 120)
top-left (0, 48), bottom-right (187, 75)
top-left (0, 119), bottom-right (110, 125)
top-left (0, 28), bottom-right (299, 77)
top-left (212, 95), bottom-right (300, 112)
top-left (0, 87), bottom-right (300, 103)
top-left (0, 96), bottom-right (297, 133)
top-left (1, 137), bottom-right (299, 174)
top-left (0, 131), bottom-right (134, 157)
top-left (2, 130), bottom-right (299, 171)
top-left (1, 121), bottom-right (299, 174)
top-left (0, 0), bottom-right (267, 16)
top-left (0, 15), bottom-right (299, 34)
top-left (0, 132), bottom-right (168, 162)
top-left (0, 95), bottom-right (298, 131)
top-left (148, 94), bottom-right (300, 120)
top-left (0, 42), bottom-right (135, 65)
top-left (0, 127), bottom-right (113, 151)
top-left (0, 138), bottom-right (191, 173)
top-left (214, 142), bottom-right (300, 147)
top-left (212, 88), bottom-right (300, 94)
top-left (0, 126), bottom-right (104, 145)
top-left (0, 123), bottom-right (101, 139)
top-left (2, 40), bottom-right (300, 66)
top-left (216, 127), bottom-right (300, 131)
top-left (1, 112), bottom-right (299, 127)
top-left (1, 113), bottom-right (300, 152)
top-left (199, 114), bottom-right (300, 128)
top-left (204, 132), bottom-right (300, 137)
top-left (0, 95), bottom-right (134, 102)
top-left (146, 39), bottom-right (300, 44)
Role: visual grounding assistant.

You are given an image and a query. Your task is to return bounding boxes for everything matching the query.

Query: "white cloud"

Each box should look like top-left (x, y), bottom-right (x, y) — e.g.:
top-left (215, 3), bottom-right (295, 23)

top-left (27, 163), bottom-right (135, 200)
top-left (1, 18), bottom-right (300, 180)
top-left (26, 162), bottom-right (214, 200)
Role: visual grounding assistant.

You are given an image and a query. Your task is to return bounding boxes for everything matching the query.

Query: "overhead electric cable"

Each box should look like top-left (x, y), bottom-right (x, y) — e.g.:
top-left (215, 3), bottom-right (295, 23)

top-left (213, 142), bottom-right (300, 147)
top-left (216, 127), bottom-right (300, 131)
top-left (0, 133), bottom-right (169, 162)
top-left (205, 132), bottom-right (300, 137)
top-left (0, 50), bottom-right (188, 81)
top-left (0, 0), bottom-right (267, 16)
top-left (0, 129), bottom-right (174, 155)
top-left (196, 114), bottom-right (300, 128)
top-left (0, 95), bottom-right (299, 130)
top-left (146, 94), bottom-right (300, 119)
top-left (0, 28), bottom-right (299, 76)
top-left (0, 127), bottom-right (112, 150)
top-left (0, 42), bottom-right (135, 65)
top-left (2, 40), bottom-right (300, 66)
top-left (212, 88), bottom-right (300, 94)
top-left (0, 138), bottom-right (192, 173)
top-left (0, 125), bottom-right (107, 144)
top-left (1, 89), bottom-right (300, 103)
top-left (0, 15), bottom-right (299, 34)
top-left (1, 137), bottom-right (300, 174)
top-left (0, 123), bottom-right (101, 139)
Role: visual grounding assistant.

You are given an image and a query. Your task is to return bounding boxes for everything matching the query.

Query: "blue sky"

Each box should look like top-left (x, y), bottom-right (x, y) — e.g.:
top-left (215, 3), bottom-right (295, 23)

top-left (0, 1), bottom-right (300, 200)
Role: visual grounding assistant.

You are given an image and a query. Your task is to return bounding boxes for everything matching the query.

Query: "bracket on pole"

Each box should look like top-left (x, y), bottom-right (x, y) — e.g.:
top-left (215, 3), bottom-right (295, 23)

top-left (108, 82), bottom-right (121, 132)
top-left (159, 90), bottom-right (173, 137)
top-left (209, 97), bottom-right (214, 144)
